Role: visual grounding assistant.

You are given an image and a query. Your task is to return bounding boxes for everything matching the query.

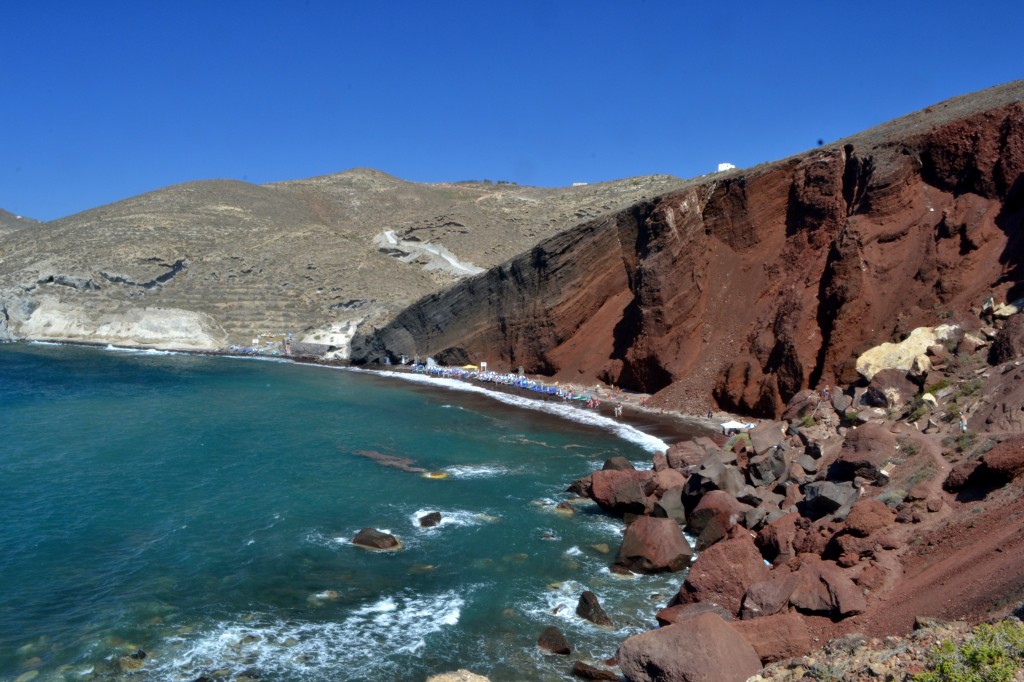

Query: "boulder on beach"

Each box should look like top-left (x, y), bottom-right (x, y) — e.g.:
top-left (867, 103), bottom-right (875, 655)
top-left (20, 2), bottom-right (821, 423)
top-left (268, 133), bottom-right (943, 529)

top-left (589, 469), bottom-right (651, 516)
top-left (674, 528), bottom-right (770, 616)
top-left (352, 528), bottom-right (402, 551)
top-left (616, 612), bottom-right (762, 682)
top-left (829, 422), bottom-right (896, 483)
top-left (614, 516), bottom-right (692, 574)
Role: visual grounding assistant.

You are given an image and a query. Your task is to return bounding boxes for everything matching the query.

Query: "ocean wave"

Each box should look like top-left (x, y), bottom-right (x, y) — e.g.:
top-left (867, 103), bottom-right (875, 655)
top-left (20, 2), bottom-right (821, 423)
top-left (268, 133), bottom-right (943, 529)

top-left (353, 369), bottom-right (669, 453)
top-left (102, 344), bottom-right (177, 355)
top-left (149, 590), bottom-right (465, 680)
top-left (442, 463), bottom-right (517, 479)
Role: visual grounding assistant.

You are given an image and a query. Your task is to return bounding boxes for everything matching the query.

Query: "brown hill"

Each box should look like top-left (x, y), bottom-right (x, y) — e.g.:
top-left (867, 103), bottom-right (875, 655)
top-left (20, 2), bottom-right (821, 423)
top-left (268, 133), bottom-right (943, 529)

top-left (0, 208), bottom-right (37, 236)
top-left (0, 170), bottom-right (685, 349)
top-left (353, 80), bottom-right (1024, 417)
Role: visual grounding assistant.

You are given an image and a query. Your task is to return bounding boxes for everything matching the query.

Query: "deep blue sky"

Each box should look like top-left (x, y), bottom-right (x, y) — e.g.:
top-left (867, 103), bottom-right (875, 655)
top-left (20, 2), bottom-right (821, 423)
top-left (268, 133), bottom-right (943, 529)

top-left (2, 1), bottom-right (1021, 222)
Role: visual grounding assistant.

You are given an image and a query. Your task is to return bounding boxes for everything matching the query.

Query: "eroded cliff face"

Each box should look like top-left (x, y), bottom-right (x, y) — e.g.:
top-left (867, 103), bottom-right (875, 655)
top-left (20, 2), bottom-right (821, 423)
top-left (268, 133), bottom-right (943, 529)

top-left (353, 83), bottom-right (1024, 417)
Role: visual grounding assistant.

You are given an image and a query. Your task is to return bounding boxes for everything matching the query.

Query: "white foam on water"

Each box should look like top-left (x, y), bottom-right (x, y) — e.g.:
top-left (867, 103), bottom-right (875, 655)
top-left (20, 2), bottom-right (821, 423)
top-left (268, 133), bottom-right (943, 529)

top-left (102, 345), bottom-right (176, 355)
top-left (355, 369), bottom-right (670, 454)
top-left (442, 463), bottom-right (517, 479)
top-left (409, 509), bottom-right (496, 530)
top-left (149, 590), bottom-right (466, 680)
top-left (564, 546), bottom-right (583, 556)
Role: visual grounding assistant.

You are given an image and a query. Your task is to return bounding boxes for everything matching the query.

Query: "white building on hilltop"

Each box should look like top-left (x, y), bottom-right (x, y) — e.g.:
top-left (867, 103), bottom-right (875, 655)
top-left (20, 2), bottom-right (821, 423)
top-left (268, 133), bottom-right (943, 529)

top-left (717, 162), bottom-right (736, 172)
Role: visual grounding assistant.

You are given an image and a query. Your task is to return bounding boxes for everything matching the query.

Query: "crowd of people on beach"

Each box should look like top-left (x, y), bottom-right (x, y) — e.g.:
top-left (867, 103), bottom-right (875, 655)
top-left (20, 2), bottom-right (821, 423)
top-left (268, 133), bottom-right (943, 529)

top-left (416, 363), bottom-right (623, 414)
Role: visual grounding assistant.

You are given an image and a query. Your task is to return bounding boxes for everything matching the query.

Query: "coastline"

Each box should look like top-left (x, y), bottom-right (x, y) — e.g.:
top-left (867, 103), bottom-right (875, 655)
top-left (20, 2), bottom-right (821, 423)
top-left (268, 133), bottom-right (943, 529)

top-left (20, 338), bottom-right (721, 451)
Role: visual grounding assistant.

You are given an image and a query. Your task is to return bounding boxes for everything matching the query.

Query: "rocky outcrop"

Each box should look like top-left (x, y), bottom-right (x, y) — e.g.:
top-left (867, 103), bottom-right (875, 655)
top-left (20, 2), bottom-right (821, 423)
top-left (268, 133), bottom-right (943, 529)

top-left (616, 613), bottom-right (762, 682)
top-left (614, 516), bottom-right (692, 574)
top-left (352, 81), bottom-right (1024, 418)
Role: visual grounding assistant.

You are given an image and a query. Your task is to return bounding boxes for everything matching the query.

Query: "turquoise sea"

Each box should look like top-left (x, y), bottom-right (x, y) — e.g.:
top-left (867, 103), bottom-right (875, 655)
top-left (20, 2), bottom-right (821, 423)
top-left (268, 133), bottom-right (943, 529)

top-left (0, 343), bottom-right (691, 681)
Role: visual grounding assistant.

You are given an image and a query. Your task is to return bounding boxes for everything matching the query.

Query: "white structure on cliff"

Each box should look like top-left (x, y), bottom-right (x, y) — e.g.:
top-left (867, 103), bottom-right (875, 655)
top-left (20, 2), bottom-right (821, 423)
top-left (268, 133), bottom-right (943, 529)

top-left (717, 162), bottom-right (736, 172)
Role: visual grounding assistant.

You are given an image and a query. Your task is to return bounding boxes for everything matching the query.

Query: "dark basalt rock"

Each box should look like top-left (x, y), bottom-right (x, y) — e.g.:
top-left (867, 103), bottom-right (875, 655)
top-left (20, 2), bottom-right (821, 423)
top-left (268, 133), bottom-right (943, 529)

top-left (352, 528), bottom-right (402, 551)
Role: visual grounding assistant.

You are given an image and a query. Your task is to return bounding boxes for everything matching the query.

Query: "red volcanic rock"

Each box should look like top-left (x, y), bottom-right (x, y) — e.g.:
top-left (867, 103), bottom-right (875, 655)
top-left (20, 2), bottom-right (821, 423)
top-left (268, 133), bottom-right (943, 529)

top-left (944, 459), bottom-right (982, 492)
top-left (789, 557), bottom-right (866, 618)
top-left (756, 512), bottom-right (802, 565)
top-left (655, 601), bottom-right (734, 626)
top-left (830, 423), bottom-right (897, 482)
top-left (667, 440), bottom-right (706, 469)
top-left (648, 467), bottom-right (688, 498)
top-left (687, 490), bottom-right (751, 542)
top-left (538, 626), bottom-right (572, 655)
top-left (989, 314), bottom-right (1024, 365)
top-left (845, 498), bottom-right (895, 537)
top-left (616, 613), bottom-right (762, 682)
top-left (589, 469), bottom-right (651, 516)
top-left (740, 571), bottom-right (800, 619)
top-left (576, 591), bottom-right (613, 627)
top-left (864, 369), bottom-right (918, 408)
top-left (982, 436), bottom-right (1024, 480)
top-left (358, 84), bottom-right (1024, 420)
top-left (675, 529), bottom-right (770, 616)
top-left (731, 611), bottom-right (812, 664)
top-left (351, 528), bottom-right (402, 551)
top-left (614, 516), bottom-right (692, 574)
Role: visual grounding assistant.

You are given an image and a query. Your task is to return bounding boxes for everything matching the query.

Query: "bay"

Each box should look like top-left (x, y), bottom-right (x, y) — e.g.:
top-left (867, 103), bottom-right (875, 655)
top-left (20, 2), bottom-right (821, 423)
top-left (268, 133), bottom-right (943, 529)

top-left (0, 343), bottom-right (685, 681)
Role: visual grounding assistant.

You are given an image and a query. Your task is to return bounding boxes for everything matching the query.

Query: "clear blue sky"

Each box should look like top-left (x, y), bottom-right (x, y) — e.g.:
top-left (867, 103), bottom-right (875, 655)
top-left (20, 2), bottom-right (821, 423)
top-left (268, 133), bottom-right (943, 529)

top-left (2, 1), bottom-right (1021, 222)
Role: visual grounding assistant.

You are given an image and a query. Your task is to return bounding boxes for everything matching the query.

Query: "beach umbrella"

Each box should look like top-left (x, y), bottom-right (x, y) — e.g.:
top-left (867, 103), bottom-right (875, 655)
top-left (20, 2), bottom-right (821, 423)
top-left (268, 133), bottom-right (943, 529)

top-left (720, 420), bottom-right (749, 431)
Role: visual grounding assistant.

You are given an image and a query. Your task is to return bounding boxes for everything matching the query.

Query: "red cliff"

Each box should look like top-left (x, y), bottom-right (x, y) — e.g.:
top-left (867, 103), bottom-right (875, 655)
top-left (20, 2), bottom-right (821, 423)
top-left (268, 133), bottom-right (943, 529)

top-left (352, 81), bottom-right (1024, 417)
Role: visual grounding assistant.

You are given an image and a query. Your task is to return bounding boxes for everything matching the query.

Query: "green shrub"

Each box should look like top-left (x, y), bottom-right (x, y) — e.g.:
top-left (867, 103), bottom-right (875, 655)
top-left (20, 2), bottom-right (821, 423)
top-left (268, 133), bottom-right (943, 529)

top-left (926, 378), bottom-right (952, 395)
top-left (898, 436), bottom-right (921, 458)
top-left (913, 619), bottom-right (1024, 682)
top-left (800, 414), bottom-right (816, 428)
top-left (878, 489), bottom-right (906, 508)
top-left (908, 399), bottom-right (930, 423)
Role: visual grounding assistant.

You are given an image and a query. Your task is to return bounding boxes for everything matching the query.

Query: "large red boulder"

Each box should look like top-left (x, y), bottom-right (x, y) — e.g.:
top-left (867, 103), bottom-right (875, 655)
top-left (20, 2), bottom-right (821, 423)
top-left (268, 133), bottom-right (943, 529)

top-left (829, 423), bottom-right (897, 482)
top-left (655, 602), bottom-right (733, 626)
top-left (686, 490), bottom-right (751, 549)
top-left (740, 571), bottom-right (800, 619)
top-left (982, 436), bottom-right (1024, 480)
top-left (616, 613), bottom-right (762, 682)
top-left (614, 516), bottom-right (692, 574)
top-left (667, 440), bottom-right (707, 469)
top-left (844, 498), bottom-right (895, 537)
top-left (755, 512), bottom-right (801, 565)
top-left (675, 529), bottom-right (770, 616)
top-left (788, 557), bottom-right (866, 618)
top-left (647, 468), bottom-right (688, 498)
top-left (730, 611), bottom-right (812, 664)
top-left (589, 469), bottom-right (652, 516)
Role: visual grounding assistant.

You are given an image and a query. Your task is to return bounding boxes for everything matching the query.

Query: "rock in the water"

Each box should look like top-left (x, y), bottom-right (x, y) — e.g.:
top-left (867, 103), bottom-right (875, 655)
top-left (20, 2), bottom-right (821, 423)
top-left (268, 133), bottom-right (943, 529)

top-left (602, 456), bottom-right (635, 471)
top-left (352, 528), bottom-right (402, 551)
top-left (616, 612), bottom-right (762, 682)
top-left (576, 591), bottom-right (613, 627)
top-left (589, 469), bottom-right (651, 516)
top-left (571, 660), bottom-right (619, 680)
top-left (418, 511), bottom-right (442, 528)
top-left (538, 626), bottom-right (572, 655)
top-left (614, 516), bottom-right (692, 574)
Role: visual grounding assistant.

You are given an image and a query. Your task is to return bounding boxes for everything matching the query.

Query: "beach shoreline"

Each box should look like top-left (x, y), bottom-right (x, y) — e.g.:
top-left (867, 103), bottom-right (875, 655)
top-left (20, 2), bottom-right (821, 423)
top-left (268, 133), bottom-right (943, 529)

top-left (21, 338), bottom-right (724, 450)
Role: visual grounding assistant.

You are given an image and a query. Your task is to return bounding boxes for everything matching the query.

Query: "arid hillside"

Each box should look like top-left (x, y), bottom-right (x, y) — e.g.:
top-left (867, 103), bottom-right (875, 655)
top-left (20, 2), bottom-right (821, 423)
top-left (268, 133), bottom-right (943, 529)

top-left (0, 170), bottom-right (685, 350)
top-left (353, 80), bottom-right (1024, 417)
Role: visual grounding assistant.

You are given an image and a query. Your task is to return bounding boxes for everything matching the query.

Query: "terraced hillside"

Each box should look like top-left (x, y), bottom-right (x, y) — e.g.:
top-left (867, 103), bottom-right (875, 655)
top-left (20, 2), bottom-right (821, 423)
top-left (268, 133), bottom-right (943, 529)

top-left (0, 170), bottom-right (686, 351)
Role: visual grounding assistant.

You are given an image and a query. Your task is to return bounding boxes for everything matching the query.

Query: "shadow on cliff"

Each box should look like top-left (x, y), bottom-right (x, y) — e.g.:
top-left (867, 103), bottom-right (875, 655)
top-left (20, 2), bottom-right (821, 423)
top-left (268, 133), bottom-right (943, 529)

top-left (997, 173), bottom-right (1024, 302)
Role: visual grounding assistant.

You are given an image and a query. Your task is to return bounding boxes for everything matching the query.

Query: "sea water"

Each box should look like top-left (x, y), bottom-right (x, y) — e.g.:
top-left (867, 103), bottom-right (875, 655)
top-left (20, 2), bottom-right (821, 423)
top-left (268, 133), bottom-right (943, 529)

top-left (0, 344), bottom-right (688, 681)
